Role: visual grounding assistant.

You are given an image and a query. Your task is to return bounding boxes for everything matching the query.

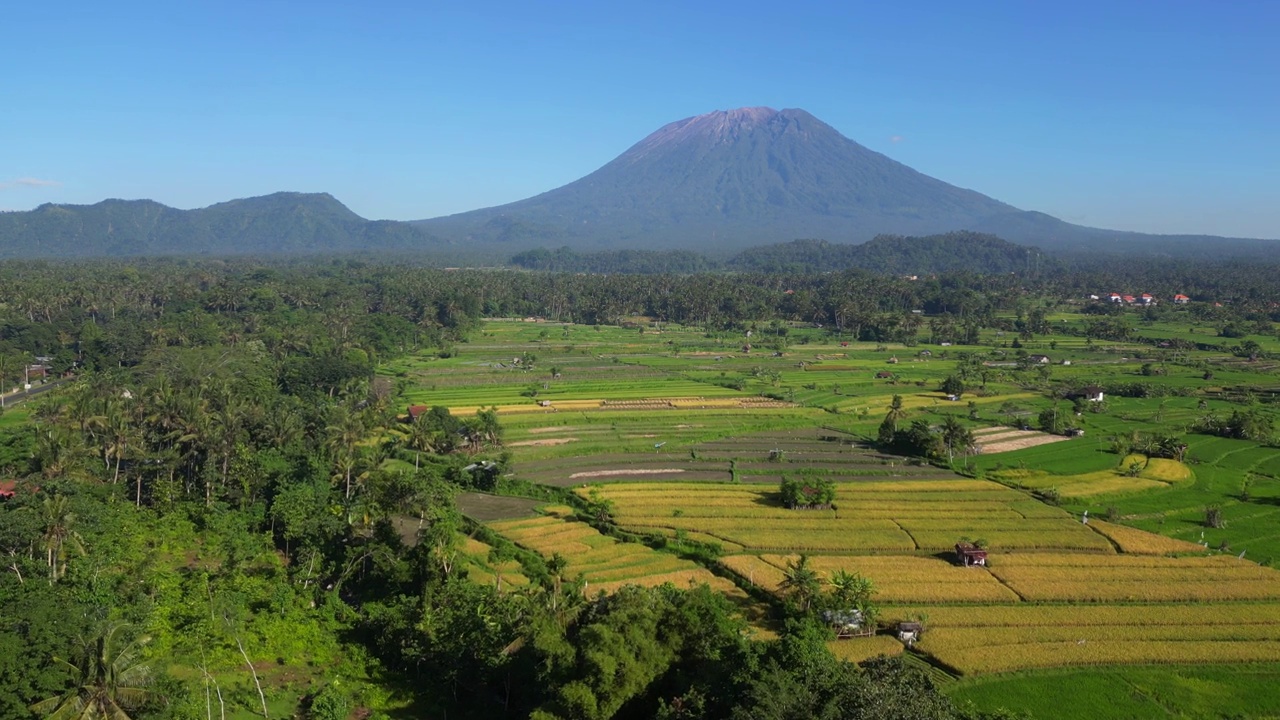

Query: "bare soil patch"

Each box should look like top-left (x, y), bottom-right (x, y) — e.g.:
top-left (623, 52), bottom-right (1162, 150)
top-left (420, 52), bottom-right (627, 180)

top-left (570, 468), bottom-right (687, 479)
top-left (509, 437), bottom-right (578, 447)
top-left (980, 434), bottom-right (1071, 454)
top-left (528, 426), bottom-right (581, 434)
top-left (456, 492), bottom-right (544, 522)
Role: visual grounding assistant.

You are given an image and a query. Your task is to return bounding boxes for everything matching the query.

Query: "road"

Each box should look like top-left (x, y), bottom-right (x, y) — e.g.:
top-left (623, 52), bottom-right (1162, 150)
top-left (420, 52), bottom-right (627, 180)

top-left (0, 378), bottom-right (67, 408)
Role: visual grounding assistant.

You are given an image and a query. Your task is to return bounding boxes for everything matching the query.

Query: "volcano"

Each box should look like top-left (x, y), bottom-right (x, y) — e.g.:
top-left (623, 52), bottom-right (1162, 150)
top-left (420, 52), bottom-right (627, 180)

top-left (416, 107), bottom-right (1276, 255)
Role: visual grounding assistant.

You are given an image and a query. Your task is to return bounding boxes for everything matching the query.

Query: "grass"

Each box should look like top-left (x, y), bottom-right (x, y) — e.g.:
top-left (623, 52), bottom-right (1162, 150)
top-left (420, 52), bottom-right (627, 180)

top-left (949, 665), bottom-right (1280, 720)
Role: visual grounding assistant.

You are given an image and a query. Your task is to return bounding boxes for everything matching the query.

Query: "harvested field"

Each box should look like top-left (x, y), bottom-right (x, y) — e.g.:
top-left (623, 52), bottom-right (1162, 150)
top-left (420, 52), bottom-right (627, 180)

top-left (979, 433), bottom-right (1071, 454)
top-left (508, 437), bottom-right (578, 447)
top-left (569, 468), bottom-right (686, 479)
top-left (456, 493), bottom-right (543, 521)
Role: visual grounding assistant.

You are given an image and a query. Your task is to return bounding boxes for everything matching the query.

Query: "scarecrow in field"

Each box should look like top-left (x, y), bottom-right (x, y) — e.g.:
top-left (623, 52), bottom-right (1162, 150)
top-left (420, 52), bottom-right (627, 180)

top-left (1081, 510), bottom-right (1088, 525)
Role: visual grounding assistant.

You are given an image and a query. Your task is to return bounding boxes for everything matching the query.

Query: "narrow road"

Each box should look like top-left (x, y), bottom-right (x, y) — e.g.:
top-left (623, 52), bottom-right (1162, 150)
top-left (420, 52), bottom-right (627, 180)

top-left (0, 378), bottom-right (68, 408)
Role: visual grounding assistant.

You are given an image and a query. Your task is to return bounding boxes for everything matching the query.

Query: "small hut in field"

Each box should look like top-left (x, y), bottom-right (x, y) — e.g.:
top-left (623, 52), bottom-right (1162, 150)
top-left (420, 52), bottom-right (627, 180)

top-left (897, 621), bottom-right (923, 646)
top-left (822, 609), bottom-right (874, 639)
top-left (955, 541), bottom-right (987, 567)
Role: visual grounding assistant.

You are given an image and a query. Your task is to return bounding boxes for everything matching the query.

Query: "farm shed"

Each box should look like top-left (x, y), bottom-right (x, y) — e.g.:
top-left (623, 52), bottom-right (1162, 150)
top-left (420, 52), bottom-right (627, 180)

top-left (1077, 386), bottom-right (1104, 403)
top-left (822, 609), bottom-right (873, 639)
top-left (407, 404), bottom-right (429, 422)
top-left (1027, 354), bottom-right (1052, 364)
top-left (955, 542), bottom-right (988, 567)
top-left (897, 621), bottom-right (923, 646)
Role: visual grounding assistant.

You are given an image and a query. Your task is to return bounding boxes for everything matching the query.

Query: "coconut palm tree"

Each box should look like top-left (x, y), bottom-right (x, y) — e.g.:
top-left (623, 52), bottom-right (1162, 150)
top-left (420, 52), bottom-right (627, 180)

top-left (39, 494), bottom-right (85, 582)
top-left (779, 555), bottom-right (822, 612)
top-left (32, 622), bottom-right (158, 720)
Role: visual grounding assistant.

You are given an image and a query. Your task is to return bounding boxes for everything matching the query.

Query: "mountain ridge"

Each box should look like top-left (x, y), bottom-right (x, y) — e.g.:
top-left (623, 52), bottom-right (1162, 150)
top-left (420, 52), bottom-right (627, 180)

top-left (0, 107), bottom-right (1275, 258)
top-left (0, 192), bottom-right (445, 257)
top-left (416, 107), bottom-right (1276, 254)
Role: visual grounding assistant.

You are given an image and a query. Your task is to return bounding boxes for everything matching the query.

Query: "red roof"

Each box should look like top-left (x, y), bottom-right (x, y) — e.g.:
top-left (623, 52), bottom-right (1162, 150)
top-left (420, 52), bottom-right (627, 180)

top-left (0, 480), bottom-right (17, 499)
top-left (407, 404), bottom-right (430, 421)
top-left (1174, 294), bottom-right (1189, 300)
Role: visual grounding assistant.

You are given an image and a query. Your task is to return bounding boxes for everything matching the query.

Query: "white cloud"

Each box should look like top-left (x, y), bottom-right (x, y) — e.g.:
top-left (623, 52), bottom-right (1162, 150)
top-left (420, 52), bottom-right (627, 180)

top-left (0, 177), bottom-right (61, 190)
top-left (889, 135), bottom-right (904, 144)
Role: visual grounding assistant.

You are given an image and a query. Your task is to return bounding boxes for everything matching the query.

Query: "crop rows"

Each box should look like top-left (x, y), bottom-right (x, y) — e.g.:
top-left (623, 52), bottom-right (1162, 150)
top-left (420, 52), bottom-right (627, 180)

top-left (1086, 519), bottom-right (1208, 554)
top-left (488, 514), bottom-right (748, 600)
top-left (989, 562), bottom-right (1280, 602)
top-left (720, 554), bottom-right (1021, 604)
top-left (886, 602), bottom-right (1280, 674)
top-left (615, 516), bottom-right (917, 551)
top-left (891, 602), bottom-right (1280, 628)
top-left (921, 639), bottom-right (1280, 676)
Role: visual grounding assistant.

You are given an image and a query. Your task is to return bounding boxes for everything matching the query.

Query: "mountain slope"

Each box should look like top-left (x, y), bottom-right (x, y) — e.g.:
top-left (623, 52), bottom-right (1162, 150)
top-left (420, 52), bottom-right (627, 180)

top-left (418, 107), bottom-right (1276, 255)
top-left (0, 192), bottom-right (444, 257)
top-left (420, 107), bottom-right (1020, 249)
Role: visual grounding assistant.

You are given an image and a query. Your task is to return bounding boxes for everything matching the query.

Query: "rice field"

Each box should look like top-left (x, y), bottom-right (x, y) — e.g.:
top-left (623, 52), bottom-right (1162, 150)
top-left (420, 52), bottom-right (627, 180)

top-left (583, 480), bottom-right (1112, 553)
top-left (487, 513), bottom-right (747, 599)
top-left (393, 319), bottom-right (1280, 692)
top-left (897, 602), bottom-right (1280, 675)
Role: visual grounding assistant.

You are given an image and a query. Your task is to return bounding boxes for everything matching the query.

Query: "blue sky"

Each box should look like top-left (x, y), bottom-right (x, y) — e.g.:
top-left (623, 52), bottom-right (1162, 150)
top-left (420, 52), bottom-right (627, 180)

top-left (3, 0), bottom-right (1278, 237)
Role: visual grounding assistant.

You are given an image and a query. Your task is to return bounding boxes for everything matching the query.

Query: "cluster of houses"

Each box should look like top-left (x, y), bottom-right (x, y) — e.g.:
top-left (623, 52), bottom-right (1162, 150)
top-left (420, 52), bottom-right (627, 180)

top-left (1093, 293), bottom-right (1191, 305)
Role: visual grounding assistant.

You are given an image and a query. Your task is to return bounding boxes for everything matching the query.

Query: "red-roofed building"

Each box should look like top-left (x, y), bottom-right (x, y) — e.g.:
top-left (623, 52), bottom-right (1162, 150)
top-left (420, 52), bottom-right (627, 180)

top-left (1108, 293), bottom-right (1123, 303)
top-left (407, 404), bottom-right (430, 422)
top-left (1122, 295), bottom-right (1136, 304)
top-left (0, 480), bottom-right (17, 500)
top-left (1174, 294), bottom-right (1190, 304)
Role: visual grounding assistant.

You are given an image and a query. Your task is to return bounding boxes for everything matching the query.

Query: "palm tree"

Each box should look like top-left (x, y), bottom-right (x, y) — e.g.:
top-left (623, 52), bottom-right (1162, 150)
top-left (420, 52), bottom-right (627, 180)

top-left (39, 494), bottom-right (85, 582)
top-left (779, 555), bottom-right (822, 612)
top-left (885, 394), bottom-right (907, 433)
top-left (827, 569), bottom-right (877, 625)
top-left (326, 406), bottom-right (367, 499)
top-left (32, 622), bottom-right (158, 720)
top-left (940, 415), bottom-right (977, 466)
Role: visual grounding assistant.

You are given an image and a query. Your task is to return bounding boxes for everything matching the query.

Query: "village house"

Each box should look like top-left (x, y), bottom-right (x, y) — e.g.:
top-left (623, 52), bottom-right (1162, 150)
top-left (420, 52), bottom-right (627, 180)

top-left (1081, 385), bottom-right (1105, 403)
top-left (407, 404), bottom-right (430, 422)
top-left (1027, 354), bottom-right (1052, 364)
top-left (1122, 295), bottom-right (1137, 304)
top-left (1140, 293), bottom-right (1155, 305)
top-left (1108, 293), bottom-right (1123, 303)
top-left (1174, 294), bottom-right (1190, 304)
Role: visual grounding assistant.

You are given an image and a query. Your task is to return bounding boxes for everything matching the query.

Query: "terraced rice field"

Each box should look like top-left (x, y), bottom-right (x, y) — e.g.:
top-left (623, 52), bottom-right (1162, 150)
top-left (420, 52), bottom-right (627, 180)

top-left (582, 480), bottom-right (1113, 553)
top-left (900, 603), bottom-right (1280, 675)
top-left (397, 320), bottom-right (1280, 690)
top-left (990, 455), bottom-right (1194, 498)
top-left (487, 513), bottom-right (748, 598)
top-left (459, 537), bottom-right (530, 590)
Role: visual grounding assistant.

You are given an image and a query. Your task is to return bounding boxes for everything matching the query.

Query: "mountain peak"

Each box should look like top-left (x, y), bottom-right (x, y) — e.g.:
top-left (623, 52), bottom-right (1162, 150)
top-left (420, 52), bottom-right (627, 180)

top-left (631, 106), bottom-right (784, 154)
